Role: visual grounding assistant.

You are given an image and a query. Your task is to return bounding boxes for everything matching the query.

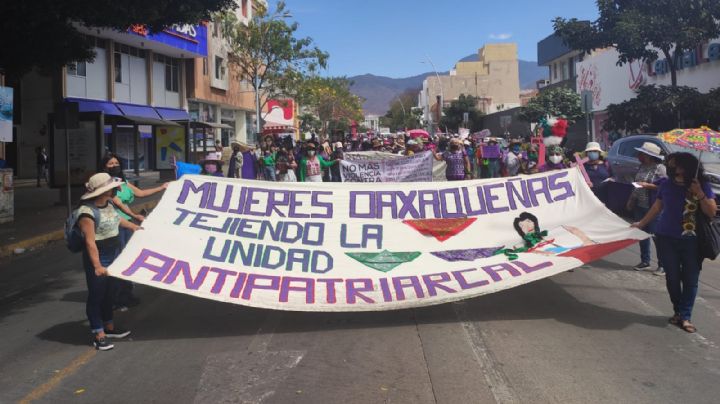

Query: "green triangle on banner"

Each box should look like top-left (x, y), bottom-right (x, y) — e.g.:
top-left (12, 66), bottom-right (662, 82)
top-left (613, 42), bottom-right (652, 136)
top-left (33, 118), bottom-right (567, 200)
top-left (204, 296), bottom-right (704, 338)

top-left (345, 250), bottom-right (422, 273)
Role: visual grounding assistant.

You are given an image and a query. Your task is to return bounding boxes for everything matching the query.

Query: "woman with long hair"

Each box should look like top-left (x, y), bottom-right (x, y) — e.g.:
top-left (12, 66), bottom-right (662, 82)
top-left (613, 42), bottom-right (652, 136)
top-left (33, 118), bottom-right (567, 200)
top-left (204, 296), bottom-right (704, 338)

top-left (633, 152), bottom-right (717, 333)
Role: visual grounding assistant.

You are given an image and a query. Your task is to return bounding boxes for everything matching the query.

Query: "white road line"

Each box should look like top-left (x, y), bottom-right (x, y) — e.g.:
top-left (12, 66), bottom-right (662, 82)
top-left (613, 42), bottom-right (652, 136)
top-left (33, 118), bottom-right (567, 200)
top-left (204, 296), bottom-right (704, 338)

top-left (453, 302), bottom-right (517, 404)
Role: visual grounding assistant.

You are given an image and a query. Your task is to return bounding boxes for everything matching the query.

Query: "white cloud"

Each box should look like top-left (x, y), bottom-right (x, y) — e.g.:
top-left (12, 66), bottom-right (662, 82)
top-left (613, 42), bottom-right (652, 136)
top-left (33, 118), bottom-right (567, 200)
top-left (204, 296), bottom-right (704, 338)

top-left (489, 33), bottom-right (513, 40)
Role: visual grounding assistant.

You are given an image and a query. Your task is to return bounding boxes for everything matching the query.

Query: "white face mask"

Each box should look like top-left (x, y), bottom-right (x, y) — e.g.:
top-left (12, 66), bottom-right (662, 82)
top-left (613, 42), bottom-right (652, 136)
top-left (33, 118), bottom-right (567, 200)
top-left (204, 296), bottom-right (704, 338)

top-left (549, 155), bottom-right (563, 164)
top-left (308, 151), bottom-right (315, 157)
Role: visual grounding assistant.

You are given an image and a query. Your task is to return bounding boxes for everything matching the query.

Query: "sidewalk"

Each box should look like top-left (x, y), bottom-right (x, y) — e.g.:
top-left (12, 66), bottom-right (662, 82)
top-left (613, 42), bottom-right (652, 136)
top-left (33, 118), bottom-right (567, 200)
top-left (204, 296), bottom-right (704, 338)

top-left (0, 172), bottom-right (167, 258)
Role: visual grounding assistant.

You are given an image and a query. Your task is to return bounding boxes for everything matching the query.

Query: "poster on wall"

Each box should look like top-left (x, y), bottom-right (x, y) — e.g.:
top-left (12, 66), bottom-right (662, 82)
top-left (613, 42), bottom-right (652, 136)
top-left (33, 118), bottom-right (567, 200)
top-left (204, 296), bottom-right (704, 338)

top-left (0, 86), bottom-right (13, 142)
top-left (108, 169), bottom-right (647, 312)
top-left (52, 121), bottom-right (98, 187)
top-left (156, 126), bottom-right (186, 169)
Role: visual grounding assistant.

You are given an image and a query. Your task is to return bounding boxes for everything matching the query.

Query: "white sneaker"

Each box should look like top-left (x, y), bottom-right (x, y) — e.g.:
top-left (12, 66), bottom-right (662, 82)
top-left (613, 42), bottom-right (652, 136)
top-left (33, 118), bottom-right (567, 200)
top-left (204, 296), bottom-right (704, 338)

top-left (653, 267), bottom-right (665, 276)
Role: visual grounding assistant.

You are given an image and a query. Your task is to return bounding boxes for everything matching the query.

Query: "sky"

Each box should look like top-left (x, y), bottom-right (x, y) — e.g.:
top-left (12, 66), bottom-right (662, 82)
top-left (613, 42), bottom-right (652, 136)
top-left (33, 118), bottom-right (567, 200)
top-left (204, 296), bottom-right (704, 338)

top-left (278, 0), bottom-right (599, 78)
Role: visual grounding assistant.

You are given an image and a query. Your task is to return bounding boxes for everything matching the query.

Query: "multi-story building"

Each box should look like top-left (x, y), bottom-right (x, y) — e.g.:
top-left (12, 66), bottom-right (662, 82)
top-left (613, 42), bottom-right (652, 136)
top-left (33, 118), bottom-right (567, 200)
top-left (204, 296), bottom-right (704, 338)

top-left (363, 115), bottom-right (380, 132)
top-left (537, 33), bottom-right (583, 92)
top-left (419, 43), bottom-right (521, 129)
top-left (186, 0), bottom-right (258, 147)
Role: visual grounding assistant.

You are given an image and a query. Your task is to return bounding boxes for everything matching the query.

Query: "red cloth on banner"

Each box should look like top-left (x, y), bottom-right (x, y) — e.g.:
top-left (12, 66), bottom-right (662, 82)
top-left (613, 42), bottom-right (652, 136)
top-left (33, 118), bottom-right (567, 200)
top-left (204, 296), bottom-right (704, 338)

top-left (559, 239), bottom-right (638, 264)
top-left (403, 218), bottom-right (477, 242)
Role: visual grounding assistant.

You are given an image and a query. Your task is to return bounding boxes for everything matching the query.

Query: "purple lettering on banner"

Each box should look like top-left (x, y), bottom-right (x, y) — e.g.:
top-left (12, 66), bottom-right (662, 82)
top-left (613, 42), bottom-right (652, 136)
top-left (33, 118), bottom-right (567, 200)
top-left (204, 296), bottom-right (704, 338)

top-left (243, 188), bottom-right (267, 217)
top-left (311, 191), bottom-right (333, 219)
top-left (349, 191), bottom-right (376, 219)
top-left (482, 263), bottom-right (522, 282)
top-left (396, 191), bottom-right (420, 219)
top-left (286, 249), bottom-right (310, 272)
top-left (236, 219), bottom-right (259, 239)
top-left (513, 260), bottom-right (553, 274)
top-left (203, 236), bottom-right (229, 262)
top-left (279, 277), bottom-right (315, 304)
top-left (209, 267), bottom-right (238, 294)
top-left (288, 191), bottom-right (311, 219)
top-left (173, 207), bottom-right (195, 225)
top-left (418, 190), bottom-right (440, 219)
top-left (462, 187), bottom-right (487, 216)
top-left (378, 278), bottom-right (393, 302)
top-left (527, 177), bottom-right (553, 206)
top-left (422, 273), bottom-right (458, 296)
top-left (451, 268), bottom-right (490, 289)
top-left (483, 183), bottom-right (510, 214)
top-left (377, 191), bottom-right (399, 219)
top-left (229, 273), bottom-right (248, 298)
top-left (311, 251), bottom-right (333, 274)
top-left (317, 278), bottom-right (342, 303)
top-left (122, 249), bottom-right (174, 281)
top-left (267, 190), bottom-right (290, 217)
top-left (548, 172), bottom-right (575, 202)
top-left (392, 276), bottom-right (425, 301)
top-left (176, 180), bottom-right (211, 208)
top-left (262, 246), bottom-right (286, 270)
top-left (163, 261), bottom-right (209, 290)
top-left (346, 279), bottom-right (375, 304)
top-left (206, 183), bottom-right (234, 213)
top-left (506, 179), bottom-right (532, 210)
top-left (241, 274), bottom-right (281, 300)
top-left (229, 240), bottom-right (256, 266)
top-left (228, 186), bottom-right (248, 215)
top-left (189, 212), bottom-right (218, 232)
top-left (302, 223), bottom-right (324, 246)
top-left (439, 189), bottom-right (465, 218)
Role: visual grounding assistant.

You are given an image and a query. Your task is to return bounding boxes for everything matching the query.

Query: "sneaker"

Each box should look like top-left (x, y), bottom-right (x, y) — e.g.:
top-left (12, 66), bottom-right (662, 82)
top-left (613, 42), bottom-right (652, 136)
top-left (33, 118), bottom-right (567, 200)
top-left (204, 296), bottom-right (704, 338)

top-left (104, 327), bottom-right (131, 339)
top-left (633, 262), bottom-right (651, 271)
top-left (653, 267), bottom-right (665, 276)
top-left (93, 337), bottom-right (114, 351)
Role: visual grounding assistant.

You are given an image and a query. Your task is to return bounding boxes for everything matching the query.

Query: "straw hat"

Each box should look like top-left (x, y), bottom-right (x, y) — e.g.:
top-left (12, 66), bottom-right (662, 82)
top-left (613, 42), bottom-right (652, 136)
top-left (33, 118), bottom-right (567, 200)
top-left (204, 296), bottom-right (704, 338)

top-left (81, 173), bottom-right (123, 200)
top-left (584, 142), bottom-right (603, 153)
top-left (334, 142), bottom-right (343, 148)
top-left (201, 152), bottom-right (223, 164)
top-left (231, 141), bottom-right (253, 150)
top-left (635, 142), bottom-right (664, 160)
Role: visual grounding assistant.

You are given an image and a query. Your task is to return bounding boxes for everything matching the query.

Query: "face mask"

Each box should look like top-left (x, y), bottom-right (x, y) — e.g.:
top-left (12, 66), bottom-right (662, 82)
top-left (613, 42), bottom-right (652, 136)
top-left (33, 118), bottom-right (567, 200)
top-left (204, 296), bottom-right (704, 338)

top-left (107, 166), bottom-right (122, 177)
top-left (549, 155), bottom-right (563, 164)
top-left (308, 151), bottom-right (315, 157)
top-left (588, 152), bottom-right (600, 161)
top-left (512, 146), bottom-right (521, 153)
top-left (528, 153), bottom-right (538, 161)
top-left (204, 164), bottom-right (217, 174)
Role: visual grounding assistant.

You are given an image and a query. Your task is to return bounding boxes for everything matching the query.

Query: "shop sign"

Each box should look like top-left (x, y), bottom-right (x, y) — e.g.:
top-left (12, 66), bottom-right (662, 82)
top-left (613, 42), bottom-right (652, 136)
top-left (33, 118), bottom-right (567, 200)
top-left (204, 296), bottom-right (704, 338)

top-left (651, 42), bottom-right (720, 76)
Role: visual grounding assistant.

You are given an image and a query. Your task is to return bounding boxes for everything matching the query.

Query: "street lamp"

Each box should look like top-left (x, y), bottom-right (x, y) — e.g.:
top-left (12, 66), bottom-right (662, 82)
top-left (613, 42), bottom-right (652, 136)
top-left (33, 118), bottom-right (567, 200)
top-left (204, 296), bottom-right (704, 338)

top-left (421, 56), bottom-right (445, 133)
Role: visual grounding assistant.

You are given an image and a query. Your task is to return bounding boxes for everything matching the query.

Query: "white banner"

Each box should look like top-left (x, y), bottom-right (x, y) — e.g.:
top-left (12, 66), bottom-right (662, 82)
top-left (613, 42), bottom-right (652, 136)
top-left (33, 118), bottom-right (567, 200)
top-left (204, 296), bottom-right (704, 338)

top-left (109, 169), bottom-right (647, 312)
top-left (341, 151), bottom-right (433, 182)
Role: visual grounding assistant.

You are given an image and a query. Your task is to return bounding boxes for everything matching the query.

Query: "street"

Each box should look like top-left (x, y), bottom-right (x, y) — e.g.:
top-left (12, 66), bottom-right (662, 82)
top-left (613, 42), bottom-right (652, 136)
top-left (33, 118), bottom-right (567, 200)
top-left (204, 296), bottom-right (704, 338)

top-left (1, 242), bottom-right (719, 404)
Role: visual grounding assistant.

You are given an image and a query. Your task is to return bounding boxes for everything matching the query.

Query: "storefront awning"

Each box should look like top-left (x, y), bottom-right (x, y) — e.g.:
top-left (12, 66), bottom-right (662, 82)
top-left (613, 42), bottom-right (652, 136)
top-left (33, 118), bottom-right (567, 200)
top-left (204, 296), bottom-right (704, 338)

top-left (67, 98), bottom-right (124, 116)
top-left (190, 121), bottom-right (234, 130)
top-left (155, 107), bottom-right (190, 121)
top-left (64, 98), bottom-right (186, 127)
top-left (106, 115), bottom-right (181, 127)
top-left (115, 103), bottom-right (163, 120)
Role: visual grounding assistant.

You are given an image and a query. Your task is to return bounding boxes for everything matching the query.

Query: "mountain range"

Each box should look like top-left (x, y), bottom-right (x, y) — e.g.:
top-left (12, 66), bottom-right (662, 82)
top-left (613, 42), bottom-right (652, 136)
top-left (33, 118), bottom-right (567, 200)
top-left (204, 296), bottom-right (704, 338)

top-left (349, 56), bottom-right (547, 116)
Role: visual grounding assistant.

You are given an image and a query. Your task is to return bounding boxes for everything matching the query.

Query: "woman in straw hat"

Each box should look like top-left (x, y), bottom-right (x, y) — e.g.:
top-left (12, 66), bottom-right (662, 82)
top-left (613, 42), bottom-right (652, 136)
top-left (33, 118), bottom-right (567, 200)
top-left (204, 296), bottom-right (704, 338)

top-left (627, 142), bottom-right (667, 273)
top-left (200, 152), bottom-right (225, 177)
top-left (77, 173), bottom-right (142, 351)
top-left (583, 142), bottom-right (611, 203)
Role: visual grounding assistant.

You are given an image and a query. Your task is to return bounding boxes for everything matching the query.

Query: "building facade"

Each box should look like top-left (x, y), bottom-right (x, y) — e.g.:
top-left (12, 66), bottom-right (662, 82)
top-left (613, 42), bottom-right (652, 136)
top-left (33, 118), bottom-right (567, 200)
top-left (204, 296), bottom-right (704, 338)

top-left (537, 33), bottom-right (582, 92)
top-left (419, 43), bottom-right (521, 130)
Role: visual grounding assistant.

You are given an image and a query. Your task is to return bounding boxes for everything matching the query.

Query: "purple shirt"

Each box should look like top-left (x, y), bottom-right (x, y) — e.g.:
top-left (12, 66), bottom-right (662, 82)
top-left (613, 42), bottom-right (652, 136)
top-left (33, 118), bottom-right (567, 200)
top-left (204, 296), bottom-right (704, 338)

top-left (443, 150), bottom-right (467, 180)
top-left (656, 180), bottom-right (714, 238)
top-left (241, 151), bottom-right (258, 180)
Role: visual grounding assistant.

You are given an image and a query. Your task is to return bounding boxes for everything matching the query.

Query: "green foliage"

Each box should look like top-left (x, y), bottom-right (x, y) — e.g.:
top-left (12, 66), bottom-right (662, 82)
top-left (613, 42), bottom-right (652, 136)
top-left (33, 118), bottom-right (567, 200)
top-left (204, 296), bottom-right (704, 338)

top-left (439, 95), bottom-right (484, 133)
top-left (221, 1), bottom-right (328, 114)
top-left (381, 89), bottom-right (422, 132)
top-left (519, 88), bottom-right (583, 124)
top-left (0, 0), bottom-right (235, 75)
top-left (605, 85), bottom-right (720, 133)
top-left (554, 0), bottom-right (720, 86)
top-left (296, 76), bottom-right (364, 135)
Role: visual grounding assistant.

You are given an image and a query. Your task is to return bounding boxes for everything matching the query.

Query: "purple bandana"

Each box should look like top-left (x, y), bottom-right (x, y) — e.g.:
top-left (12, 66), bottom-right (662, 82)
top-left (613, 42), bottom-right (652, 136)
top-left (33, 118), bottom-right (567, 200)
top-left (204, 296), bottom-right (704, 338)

top-left (431, 247), bottom-right (503, 262)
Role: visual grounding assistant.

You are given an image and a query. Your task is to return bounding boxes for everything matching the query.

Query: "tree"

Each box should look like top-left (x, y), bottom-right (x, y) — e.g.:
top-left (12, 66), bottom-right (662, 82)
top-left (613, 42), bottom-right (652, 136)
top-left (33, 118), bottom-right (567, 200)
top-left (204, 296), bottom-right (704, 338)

top-left (519, 87), bottom-right (583, 124)
top-left (554, 0), bottom-right (720, 87)
top-left (438, 95), bottom-right (484, 133)
top-left (381, 89), bottom-right (422, 132)
top-left (296, 76), bottom-right (364, 135)
top-left (0, 0), bottom-right (235, 76)
top-left (605, 85), bottom-right (720, 133)
top-left (221, 1), bottom-right (328, 128)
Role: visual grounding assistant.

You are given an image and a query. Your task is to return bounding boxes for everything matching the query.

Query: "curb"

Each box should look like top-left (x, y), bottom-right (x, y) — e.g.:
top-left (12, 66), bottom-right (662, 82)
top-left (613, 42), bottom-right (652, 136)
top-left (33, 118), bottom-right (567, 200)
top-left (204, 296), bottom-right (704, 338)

top-left (0, 200), bottom-right (160, 259)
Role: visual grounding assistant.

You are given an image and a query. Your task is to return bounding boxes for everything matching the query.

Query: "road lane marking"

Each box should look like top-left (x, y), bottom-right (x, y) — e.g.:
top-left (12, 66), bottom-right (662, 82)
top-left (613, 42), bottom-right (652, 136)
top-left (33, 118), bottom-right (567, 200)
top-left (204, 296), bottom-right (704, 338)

top-left (18, 349), bottom-right (96, 404)
top-left (453, 302), bottom-right (517, 404)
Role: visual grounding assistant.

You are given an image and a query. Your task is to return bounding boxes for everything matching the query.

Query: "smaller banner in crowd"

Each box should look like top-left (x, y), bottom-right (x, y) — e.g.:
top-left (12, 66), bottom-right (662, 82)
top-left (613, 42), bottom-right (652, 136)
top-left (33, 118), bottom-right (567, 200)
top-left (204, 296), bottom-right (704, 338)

top-left (341, 151), bottom-right (433, 182)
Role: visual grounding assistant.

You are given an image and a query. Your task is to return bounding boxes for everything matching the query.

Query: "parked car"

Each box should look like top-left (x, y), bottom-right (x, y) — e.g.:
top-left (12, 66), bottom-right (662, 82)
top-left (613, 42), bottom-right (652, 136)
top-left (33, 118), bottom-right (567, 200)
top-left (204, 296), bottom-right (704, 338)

top-left (605, 134), bottom-right (720, 212)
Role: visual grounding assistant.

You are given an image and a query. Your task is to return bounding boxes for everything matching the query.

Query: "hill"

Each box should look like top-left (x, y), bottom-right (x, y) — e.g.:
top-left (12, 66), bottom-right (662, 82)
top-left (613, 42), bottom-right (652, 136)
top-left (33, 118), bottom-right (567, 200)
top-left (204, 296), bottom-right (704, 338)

top-left (350, 57), bottom-right (547, 115)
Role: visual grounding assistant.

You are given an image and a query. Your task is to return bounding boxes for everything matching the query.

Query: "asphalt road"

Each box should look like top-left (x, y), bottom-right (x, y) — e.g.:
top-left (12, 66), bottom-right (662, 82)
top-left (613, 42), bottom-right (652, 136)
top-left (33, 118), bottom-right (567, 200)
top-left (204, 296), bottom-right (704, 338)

top-left (1, 242), bottom-right (720, 404)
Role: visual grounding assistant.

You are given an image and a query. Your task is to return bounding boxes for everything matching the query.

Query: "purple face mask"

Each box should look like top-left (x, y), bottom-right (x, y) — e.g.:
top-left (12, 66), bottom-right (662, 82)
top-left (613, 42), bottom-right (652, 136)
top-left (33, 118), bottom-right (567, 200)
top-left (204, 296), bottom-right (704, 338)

top-left (204, 164), bottom-right (217, 174)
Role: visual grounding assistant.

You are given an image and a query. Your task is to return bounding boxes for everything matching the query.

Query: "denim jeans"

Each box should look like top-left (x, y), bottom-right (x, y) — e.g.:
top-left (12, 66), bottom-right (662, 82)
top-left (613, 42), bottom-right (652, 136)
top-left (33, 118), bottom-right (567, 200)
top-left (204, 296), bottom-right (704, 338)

top-left (633, 206), bottom-right (660, 265)
top-left (263, 166), bottom-right (276, 181)
top-left (656, 235), bottom-right (701, 320)
top-left (82, 244), bottom-right (119, 333)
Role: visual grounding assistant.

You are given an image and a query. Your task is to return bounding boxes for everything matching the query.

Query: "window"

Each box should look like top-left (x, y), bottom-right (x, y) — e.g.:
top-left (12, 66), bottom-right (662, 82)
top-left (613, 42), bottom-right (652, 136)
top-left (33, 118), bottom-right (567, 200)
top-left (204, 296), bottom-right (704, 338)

top-left (165, 57), bottom-right (179, 92)
top-left (114, 52), bottom-right (122, 83)
top-left (215, 56), bottom-right (225, 80)
top-left (67, 61), bottom-right (86, 77)
top-left (561, 61), bottom-right (568, 80)
top-left (553, 63), bottom-right (558, 80)
top-left (568, 57), bottom-right (575, 78)
top-left (202, 58), bottom-right (208, 76)
top-left (618, 139), bottom-right (649, 158)
top-left (242, 0), bottom-right (248, 17)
